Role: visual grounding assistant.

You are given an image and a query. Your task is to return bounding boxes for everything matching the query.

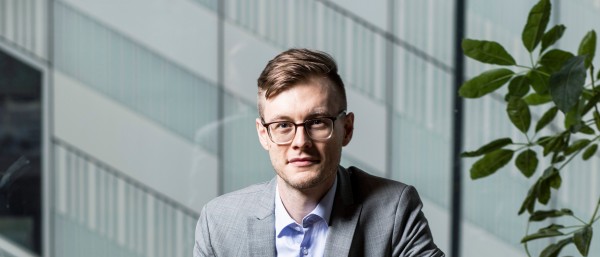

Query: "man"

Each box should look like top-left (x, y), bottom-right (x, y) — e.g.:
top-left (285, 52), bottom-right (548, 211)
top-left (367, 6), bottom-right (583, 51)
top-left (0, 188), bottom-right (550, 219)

top-left (194, 49), bottom-right (444, 257)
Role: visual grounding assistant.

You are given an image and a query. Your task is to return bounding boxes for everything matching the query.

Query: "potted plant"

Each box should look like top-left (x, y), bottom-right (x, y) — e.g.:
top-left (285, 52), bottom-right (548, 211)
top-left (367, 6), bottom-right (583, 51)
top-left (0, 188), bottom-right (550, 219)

top-left (459, 0), bottom-right (599, 256)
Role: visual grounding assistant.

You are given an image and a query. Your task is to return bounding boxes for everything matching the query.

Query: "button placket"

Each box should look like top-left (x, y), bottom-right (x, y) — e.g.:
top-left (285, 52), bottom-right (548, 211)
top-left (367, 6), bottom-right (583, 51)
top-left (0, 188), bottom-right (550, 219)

top-left (302, 246), bottom-right (308, 255)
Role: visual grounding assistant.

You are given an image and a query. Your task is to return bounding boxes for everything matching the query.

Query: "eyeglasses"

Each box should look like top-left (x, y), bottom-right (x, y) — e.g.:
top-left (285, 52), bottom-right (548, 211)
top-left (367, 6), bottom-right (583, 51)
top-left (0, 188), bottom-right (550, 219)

top-left (261, 111), bottom-right (346, 145)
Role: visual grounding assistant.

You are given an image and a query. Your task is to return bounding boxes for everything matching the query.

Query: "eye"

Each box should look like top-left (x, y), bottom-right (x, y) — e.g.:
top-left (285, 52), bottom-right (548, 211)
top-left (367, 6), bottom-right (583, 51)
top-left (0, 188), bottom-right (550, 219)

top-left (276, 122), bottom-right (290, 128)
top-left (307, 119), bottom-right (327, 128)
top-left (272, 122), bottom-right (294, 131)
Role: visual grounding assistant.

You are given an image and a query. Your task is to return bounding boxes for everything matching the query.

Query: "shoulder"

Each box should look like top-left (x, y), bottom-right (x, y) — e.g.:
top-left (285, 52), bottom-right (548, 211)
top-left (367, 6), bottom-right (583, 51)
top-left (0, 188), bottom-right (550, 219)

top-left (342, 167), bottom-right (444, 256)
top-left (203, 180), bottom-right (273, 215)
top-left (195, 179), bottom-right (275, 256)
top-left (347, 166), bottom-right (417, 200)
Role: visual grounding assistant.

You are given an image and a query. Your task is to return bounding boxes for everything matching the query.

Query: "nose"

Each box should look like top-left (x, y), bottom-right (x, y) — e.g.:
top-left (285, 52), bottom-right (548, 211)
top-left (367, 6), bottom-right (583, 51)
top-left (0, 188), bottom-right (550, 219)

top-left (291, 125), bottom-right (313, 149)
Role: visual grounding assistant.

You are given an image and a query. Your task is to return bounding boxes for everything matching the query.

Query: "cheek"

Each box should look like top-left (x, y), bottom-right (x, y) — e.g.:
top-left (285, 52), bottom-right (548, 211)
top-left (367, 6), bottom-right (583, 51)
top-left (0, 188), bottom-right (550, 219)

top-left (268, 148), bottom-right (286, 165)
top-left (321, 143), bottom-right (343, 161)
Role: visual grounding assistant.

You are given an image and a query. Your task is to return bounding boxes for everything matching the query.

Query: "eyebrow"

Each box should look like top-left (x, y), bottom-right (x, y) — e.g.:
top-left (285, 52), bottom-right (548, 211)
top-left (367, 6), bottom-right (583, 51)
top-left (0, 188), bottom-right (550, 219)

top-left (267, 110), bottom-right (333, 122)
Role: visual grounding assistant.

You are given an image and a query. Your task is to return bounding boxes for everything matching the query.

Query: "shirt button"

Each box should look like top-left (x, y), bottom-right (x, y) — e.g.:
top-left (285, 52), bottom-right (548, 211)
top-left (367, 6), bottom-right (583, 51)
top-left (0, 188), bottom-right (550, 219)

top-left (295, 226), bottom-right (301, 232)
top-left (302, 247), bottom-right (308, 255)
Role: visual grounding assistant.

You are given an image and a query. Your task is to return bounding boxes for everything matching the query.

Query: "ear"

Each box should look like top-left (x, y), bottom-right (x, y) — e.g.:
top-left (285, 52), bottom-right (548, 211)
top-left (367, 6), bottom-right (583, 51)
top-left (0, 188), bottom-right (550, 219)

top-left (342, 112), bottom-right (354, 146)
top-left (256, 118), bottom-right (270, 150)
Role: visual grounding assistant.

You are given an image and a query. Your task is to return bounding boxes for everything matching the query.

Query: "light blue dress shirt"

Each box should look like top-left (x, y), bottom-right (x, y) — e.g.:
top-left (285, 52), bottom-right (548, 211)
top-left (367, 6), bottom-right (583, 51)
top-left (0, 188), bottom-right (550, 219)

top-left (275, 177), bottom-right (338, 257)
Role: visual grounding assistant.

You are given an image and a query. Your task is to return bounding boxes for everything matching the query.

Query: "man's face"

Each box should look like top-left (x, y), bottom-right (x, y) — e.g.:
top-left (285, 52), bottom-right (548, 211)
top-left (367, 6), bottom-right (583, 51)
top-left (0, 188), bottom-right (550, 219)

top-left (256, 77), bottom-right (354, 191)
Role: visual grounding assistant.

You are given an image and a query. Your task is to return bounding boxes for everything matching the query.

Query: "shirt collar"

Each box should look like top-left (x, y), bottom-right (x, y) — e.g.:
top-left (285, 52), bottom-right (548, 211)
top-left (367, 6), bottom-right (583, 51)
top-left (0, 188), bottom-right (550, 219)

top-left (275, 175), bottom-right (338, 235)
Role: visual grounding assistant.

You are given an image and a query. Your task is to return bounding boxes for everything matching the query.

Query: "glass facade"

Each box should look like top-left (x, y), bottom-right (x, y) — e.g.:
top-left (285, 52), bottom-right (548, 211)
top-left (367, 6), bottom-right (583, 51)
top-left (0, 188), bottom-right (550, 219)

top-left (0, 0), bottom-right (599, 256)
top-left (0, 49), bottom-right (42, 255)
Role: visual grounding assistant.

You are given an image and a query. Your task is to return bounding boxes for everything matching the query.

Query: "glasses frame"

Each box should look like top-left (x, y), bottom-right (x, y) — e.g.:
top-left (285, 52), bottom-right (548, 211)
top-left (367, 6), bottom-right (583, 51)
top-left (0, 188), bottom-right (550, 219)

top-left (261, 110), bottom-right (347, 145)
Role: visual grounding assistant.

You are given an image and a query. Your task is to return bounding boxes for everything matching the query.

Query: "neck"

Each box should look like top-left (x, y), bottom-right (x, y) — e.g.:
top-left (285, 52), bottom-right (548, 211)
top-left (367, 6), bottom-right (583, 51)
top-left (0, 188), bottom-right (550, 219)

top-left (277, 177), bottom-right (335, 224)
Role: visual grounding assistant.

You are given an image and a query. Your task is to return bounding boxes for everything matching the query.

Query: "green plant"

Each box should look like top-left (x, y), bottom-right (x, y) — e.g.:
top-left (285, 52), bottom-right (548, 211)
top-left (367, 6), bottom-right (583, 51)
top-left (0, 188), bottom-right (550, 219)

top-left (459, 0), bottom-right (600, 256)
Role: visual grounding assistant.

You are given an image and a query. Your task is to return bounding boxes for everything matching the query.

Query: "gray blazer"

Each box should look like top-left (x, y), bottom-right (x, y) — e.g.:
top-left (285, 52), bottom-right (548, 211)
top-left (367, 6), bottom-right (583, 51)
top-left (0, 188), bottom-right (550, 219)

top-left (194, 166), bottom-right (445, 257)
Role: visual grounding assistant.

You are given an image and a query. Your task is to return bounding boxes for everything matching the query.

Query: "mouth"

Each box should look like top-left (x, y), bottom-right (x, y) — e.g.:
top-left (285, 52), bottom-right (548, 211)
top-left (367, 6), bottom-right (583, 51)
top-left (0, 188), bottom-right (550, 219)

top-left (288, 157), bottom-right (320, 167)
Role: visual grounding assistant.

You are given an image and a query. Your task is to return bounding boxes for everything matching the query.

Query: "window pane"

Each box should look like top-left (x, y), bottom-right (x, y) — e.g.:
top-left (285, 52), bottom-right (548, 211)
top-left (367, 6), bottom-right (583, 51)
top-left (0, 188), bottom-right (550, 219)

top-left (0, 49), bottom-right (42, 254)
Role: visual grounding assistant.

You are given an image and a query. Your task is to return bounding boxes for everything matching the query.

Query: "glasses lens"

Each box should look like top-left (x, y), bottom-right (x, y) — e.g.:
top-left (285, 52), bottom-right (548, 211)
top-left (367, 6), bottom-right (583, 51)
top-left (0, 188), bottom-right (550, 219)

top-left (266, 117), bottom-right (336, 144)
top-left (268, 121), bottom-right (295, 143)
top-left (306, 118), bottom-right (333, 140)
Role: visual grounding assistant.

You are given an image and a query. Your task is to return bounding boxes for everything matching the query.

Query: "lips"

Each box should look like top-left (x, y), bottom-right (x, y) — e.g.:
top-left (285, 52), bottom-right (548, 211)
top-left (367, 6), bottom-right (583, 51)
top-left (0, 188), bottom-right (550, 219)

top-left (288, 157), bottom-right (320, 167)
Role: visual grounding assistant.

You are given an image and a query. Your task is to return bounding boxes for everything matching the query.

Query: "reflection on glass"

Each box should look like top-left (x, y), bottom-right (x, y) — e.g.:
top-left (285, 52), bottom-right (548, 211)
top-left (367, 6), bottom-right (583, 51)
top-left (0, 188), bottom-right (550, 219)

top-left (0, 50), bottom-right (42, 254)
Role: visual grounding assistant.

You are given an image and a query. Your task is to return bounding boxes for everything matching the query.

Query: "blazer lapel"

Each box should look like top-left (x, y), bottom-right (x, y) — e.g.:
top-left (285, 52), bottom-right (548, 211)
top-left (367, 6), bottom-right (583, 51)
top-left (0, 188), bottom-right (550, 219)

top-left (324, 166), bottom-right (362, 257)
top-left (248, 178), bottom-right (277, 257)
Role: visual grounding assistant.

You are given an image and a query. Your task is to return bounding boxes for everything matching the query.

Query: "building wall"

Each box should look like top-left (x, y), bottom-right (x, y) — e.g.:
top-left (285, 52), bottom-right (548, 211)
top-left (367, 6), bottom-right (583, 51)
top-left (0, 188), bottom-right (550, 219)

top-left (1, 0), bottom-right (600, 256)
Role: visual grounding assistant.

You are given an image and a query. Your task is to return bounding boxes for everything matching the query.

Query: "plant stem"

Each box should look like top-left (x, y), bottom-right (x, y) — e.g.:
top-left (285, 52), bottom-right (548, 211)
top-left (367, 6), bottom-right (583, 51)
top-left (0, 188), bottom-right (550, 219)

top-left (527, 63), bottom-right (550, 77)
top-left (571, 214), bottom-right (588, 225)
top-left (558, 135), bottom-right (600, 171)
top-left (524, 222), bottom-right (532, 257)
top-left (558, 149), bottom-right (584, 171)
top-left (516, 64), bottom-right (534, 71)
top-left (584, 118), bottom-right (596, 125)
top-left (590, 196), bottom-right (600, 224)
top-left (529, 53), bottom-right (535, 70)
top-left (534, 135), bottom-right (556, 145)
top-left (514, 145), bottom-right (529, 153)
top-left (562, 227), bottom-right (585, 236)
top-left (561, 224), bottom-right (586, 230)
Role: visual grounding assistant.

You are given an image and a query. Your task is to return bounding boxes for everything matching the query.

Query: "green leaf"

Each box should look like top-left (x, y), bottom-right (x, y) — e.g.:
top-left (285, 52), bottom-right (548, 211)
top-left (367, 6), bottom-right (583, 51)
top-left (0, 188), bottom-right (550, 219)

top-left (536, 107), bottom-right (558, 132)
top-left (528, 68), bottom-right (550, 94)
top-left (541, 24), bottom-right (566, 53)
top-left (543, 135), bottom-right (566, 156)
top-left (583, 144), bottom-right (598, 160)
top-left (521, 223), bottom-right (564, 243)
top-left (462, 39), bottom-right (517, 65)
top-left (551, 154), bottom-right (565, 164)
top-left (537, 180), bottom-right (551, 204)
top-left (580, 125), bottom-right (596, 135)
top-left (549, 171), bottom-right (562, 189)
top-left (519, 186), bottom-right (537, 215)
top-left (507, 75), bottom-right (531, 99)
top-left (540, 237), bottom-right (573, 257)
top-left (522, 0), bottom-right (551, 52)
top-left (578, 30), bottom-right (597, 68)
top-left (549, 55), bottom-right (587, 113)
top-left (461, 138), bottom-right (513, 157)
top-left (582, 90), bottom-right (600, 115)
top-left (507, 98), bottom-right (531, 133)
top-left (540, 49), bottom-right (575, 72)
top-left (595, 110), bottom-right (600, 130)
top-left (459, 69), bottom-right (515, 98)
top-left (564, 100), bottom-right (583, 132)
top-left (516, 149), bottom-right (538, 177)
top-left (529, 209), bottom-right (573, 222)
top-left (537, 167), bottom-right (560, 203)
top-left (574, 226), bottom-right (593, 256)
top-left (470, 149), bottom-right (514, 179)
top-left (524, 93), bottom-right (552, 105)
top-left (565, 139), bottom-right (591, 156)
top-left (583, 88), bottom-right (596, 100)
top-left (537, 136), bottom-right (552, 147)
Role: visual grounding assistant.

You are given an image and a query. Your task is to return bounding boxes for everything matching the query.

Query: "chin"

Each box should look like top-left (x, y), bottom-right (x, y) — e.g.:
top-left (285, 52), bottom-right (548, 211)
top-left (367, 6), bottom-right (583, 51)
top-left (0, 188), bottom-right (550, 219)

top-left (284, 169), bottom-right (334, 190)
top-left (287, 179), bottom-right (322, 190)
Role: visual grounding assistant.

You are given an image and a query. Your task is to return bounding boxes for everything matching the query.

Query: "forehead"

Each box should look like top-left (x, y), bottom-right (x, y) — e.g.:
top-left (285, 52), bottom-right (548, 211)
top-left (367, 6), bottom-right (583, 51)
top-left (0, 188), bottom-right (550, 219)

top-left (261, 77), bottom-right (341, 119)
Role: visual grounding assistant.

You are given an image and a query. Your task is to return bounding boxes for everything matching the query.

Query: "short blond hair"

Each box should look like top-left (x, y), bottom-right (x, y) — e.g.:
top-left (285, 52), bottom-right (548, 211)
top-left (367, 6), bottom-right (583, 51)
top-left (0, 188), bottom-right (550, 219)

top-left (257, 48), bottom-right (347, 117)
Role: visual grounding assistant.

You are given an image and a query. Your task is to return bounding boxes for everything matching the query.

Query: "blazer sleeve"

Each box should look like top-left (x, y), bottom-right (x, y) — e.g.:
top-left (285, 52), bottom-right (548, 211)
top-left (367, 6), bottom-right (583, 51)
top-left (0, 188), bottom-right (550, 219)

top-left (392, 186), bottom-right (445, 257)
top-left (193, 205), bottom-right (215, 257)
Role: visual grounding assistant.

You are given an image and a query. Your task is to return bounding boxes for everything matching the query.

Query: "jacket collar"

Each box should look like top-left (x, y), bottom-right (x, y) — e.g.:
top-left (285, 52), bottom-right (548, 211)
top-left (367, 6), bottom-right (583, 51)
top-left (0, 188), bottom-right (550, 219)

top-left (324, 166), bottom-right (362, 257)
top-left (251, 166), bottom-right (362, 257)
top-left (249, 178), bottom-right (277, 257)
top-left (255, 177), bottom-right (277, 220)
